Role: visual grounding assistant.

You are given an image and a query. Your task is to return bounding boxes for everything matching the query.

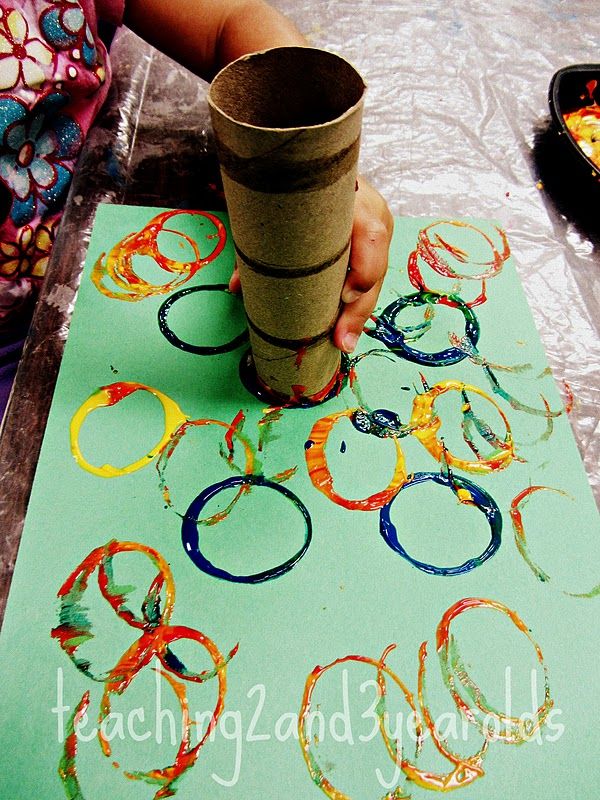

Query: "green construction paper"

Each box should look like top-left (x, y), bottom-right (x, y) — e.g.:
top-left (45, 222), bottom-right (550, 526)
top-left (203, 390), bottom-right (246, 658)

top-left (0, 205), bottom-right (598, 799)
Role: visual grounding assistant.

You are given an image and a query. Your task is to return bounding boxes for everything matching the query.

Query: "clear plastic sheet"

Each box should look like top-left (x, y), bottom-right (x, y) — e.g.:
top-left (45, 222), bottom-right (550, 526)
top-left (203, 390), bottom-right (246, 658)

top-left (1, 0), bottom-right (598, 615)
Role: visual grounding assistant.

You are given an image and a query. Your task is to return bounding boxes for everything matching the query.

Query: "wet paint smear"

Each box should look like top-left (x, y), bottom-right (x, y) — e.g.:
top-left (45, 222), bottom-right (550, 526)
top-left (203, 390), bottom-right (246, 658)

top-left (351, 408), bottom-right (409, 438)
top-left (562, 380), bottom-right (575, 413)
top-left (379, 471), bottom-right (502, 576)
top-left (510, 485), bottom-right (600, 598)
top-left (181, 474), bottom-right (312, 583)
top-left (58, 691), bottom-right (90, 799)
top-left (157, 284), bottom-right (249, 355)
top-left (91, 210), bottom-right (227, 301)
top-left (365, 290), bottom-right (480, 367)
top-left (52, 540), bottom-right (236, 798)
top-left (298, 598), bottom-right (552, 798)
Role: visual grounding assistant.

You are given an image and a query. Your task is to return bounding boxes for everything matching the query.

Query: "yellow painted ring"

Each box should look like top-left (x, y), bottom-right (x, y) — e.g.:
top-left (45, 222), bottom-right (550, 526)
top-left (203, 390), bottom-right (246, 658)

top-left (70, 381), bottom-right (188, 477)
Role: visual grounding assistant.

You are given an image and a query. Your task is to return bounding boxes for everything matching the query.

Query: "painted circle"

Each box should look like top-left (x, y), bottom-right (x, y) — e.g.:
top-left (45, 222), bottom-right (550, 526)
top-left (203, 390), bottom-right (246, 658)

top-left (158, 284), bottom-right (249, 355)
top-left (368, 291), bottom-right (480, 366)
top-left (69, 382), bottom-right (188, 477)
top-left (305, 408), bottom-right (407, 511)
top-left (379, 471), bottom-right (502, 575)
top-left (181, 474), bottom-right (312, 583)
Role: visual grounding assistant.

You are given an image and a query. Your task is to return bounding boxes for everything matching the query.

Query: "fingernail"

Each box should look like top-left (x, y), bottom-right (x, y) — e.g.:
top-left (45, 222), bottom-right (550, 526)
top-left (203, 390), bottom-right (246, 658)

top-left (342, 333), bottom-right (358, 353)
top-left (342, 288), bottom-right (362, 304)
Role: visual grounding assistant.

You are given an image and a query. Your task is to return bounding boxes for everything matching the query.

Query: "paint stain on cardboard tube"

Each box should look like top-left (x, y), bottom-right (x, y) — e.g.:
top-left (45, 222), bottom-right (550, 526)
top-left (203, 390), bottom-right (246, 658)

top-left (208, 46), bottom-right (366, 401)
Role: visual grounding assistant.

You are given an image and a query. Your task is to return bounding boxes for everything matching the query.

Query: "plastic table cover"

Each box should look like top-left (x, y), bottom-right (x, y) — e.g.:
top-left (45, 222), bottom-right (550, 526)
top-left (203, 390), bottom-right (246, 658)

top-left (0, 0), bottom-right (598, 620)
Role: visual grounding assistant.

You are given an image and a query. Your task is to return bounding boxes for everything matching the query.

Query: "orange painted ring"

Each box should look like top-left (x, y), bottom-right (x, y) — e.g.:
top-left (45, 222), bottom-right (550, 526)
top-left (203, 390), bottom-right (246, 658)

top-left (410, 380), bottom-right (515, 474)
top-left (305, 408), bottom-right (406, 511)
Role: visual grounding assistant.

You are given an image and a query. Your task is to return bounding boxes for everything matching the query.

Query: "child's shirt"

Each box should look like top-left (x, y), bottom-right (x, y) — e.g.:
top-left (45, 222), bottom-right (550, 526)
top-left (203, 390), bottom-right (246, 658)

top-left (0, 0), bottom-right (124, 331)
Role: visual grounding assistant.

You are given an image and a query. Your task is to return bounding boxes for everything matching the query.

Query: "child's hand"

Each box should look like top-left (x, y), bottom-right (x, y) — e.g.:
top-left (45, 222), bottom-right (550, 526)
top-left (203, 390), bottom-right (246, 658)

top-left (228, 176), bottom-right (393, 353)
top-left (333, 177), bottom-right (393, 353)
top-left (126, 1), bottom-right (394, 353)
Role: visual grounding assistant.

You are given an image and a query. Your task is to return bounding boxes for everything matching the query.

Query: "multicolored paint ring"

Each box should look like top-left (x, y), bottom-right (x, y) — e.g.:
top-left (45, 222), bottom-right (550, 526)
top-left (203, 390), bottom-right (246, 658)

top-left (305, 408), bottom-right (407, 511)
top-left (158, 284), bottom-right (249, 355)
top-left (443, 337), bottom-right (561, 443)
top-left (402, 641), bottom-right (489, 791)
top-left (410, 380), bottom-right (515, 474)
top-left (156, 414), bottom-right (256, 523)
top-left (510, 485), bottom-right (600, 598)
top-left (298, 646), bottom-right (423, 800)
top-left (91, 210), bottom-right (227, 301)
top-left (54, 540), bottom-right (236, 799)
top-left (182, 474), bottom-right (312, 583)
top-left (99, 624), bottom-right (235, 704)
top-left (436, 598), bottom-right (553, 744)
top-left (70, 381), bottom-right (188, 478)
top-left (298, 597), bottom-right (553, 796)
top-left (379, 472), bottom-right (502, 576)
top-left (98, 624), bottom-right (234, 759)
top-left (52, 540), bottom-right (176, 680)
top-left (483, 365), bottom-right (563, 420)
top-left (416, 221), bottom-right (510, 282)
top-left (405, 642), bottom-right (490, 792)
top-left (407, 221), bottom-right (510, 309)
top-left (408, 249), bottom-right (487, 309)
top-left (366, 291), bottom-right (480, 367)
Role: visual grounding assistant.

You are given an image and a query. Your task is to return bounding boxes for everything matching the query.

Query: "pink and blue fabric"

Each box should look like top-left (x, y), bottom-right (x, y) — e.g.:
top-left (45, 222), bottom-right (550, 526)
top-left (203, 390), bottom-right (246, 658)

top-left (0, 1), bottom-right (123, 418)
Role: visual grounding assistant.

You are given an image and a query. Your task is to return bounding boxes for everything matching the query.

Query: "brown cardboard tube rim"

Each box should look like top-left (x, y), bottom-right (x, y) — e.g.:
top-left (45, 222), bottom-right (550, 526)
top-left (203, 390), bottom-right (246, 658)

top-left (208, 46), bottom-right (366, 132)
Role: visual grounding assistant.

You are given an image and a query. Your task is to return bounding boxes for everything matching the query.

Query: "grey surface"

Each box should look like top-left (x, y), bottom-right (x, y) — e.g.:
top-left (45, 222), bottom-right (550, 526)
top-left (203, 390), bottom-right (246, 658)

top-left (0, 0), bottom-right (598, 622)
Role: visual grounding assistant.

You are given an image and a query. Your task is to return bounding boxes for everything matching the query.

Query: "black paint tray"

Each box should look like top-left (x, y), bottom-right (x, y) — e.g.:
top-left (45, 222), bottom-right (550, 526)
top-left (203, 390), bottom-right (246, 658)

top-left (549, 63), bottom-right (600, 180)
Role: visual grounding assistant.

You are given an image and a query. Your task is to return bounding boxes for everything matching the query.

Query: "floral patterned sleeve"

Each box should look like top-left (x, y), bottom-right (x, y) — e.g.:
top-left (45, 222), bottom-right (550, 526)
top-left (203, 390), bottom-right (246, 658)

top-left (0, 0), bottom-right (124, 331)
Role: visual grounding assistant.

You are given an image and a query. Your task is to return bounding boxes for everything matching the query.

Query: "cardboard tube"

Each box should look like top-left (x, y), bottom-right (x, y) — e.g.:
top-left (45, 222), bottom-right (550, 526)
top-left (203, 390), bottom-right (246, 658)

top-left (208, 46), bottom-right (366, 401)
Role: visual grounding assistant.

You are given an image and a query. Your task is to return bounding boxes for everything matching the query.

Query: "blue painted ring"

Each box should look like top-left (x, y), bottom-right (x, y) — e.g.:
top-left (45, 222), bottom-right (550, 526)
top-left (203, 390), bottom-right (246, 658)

top-left (366, 290), bottom-right (480, 366)
top-left (182, 474), bottom-right (312, 584)
top-left (158, 284), bottom-right (248, 355)
top-left (379, 471), bottom-right (502, 575)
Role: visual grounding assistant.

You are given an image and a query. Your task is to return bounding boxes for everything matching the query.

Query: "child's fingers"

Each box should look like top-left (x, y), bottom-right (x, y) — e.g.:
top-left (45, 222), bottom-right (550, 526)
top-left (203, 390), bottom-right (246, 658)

top-left (341, 178), bottom-right (393, 305)
top-left (334, 177), bottom-right (392, 352)
top-left (334, 275), bottom-right (385, 354)
top-left (228, 176), bottom-right (392, 357)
